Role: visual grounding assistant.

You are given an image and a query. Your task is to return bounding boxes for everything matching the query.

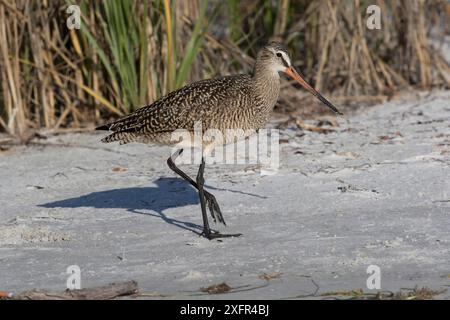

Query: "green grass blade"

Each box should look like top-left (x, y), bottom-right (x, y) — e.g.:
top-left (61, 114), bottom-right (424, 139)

top-left (175, 0), bottom-right (210, 88)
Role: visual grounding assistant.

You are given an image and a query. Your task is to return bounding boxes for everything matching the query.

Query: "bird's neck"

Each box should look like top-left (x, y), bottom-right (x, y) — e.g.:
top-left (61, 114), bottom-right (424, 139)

top-left (252, 62), bottom-right (281, 114)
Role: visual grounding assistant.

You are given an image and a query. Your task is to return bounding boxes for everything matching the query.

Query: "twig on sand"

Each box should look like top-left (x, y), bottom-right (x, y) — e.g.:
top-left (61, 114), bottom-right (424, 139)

top-left (8, 281), bottom-right (138, 300)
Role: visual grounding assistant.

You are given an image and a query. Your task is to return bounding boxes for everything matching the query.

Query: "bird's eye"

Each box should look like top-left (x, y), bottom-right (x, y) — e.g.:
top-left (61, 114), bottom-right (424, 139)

top-left (276, 52), bottom-right (282, 57)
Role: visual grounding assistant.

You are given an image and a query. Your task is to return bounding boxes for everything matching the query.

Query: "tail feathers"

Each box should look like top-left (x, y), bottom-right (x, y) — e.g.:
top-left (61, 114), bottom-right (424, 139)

top-left (97, 121), bottom-right (138, 145)
top-left (101, 131), bottom-right (136, 144)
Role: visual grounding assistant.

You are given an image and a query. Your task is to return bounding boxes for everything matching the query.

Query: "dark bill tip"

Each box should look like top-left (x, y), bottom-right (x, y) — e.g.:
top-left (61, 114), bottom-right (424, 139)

top-left (315, 92), bottom-right (343, 115)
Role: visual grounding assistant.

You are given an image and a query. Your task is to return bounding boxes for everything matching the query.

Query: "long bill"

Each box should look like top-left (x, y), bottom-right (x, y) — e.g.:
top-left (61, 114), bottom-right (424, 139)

top-left (284, 66), bottom-right (343, 115)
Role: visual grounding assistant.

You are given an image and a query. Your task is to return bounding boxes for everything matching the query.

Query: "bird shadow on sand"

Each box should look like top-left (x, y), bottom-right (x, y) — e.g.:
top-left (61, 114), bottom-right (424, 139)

top-left (40, 177), bottom-right (203, 235)
top-left (39, 177), bottom-right (266, 236)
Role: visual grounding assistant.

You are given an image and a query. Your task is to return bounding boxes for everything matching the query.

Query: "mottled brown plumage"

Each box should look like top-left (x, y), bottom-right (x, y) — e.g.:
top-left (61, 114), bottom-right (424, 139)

top-left (97, 42), bottom-right (292, 147)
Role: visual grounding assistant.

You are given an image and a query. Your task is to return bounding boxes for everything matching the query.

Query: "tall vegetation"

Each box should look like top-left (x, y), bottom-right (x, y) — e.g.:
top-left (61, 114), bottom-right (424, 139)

top-left (0, 0), bottom-right (448, 137)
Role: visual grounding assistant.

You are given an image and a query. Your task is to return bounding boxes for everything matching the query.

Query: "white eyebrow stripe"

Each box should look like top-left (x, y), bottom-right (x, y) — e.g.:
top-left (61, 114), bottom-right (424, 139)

top-left (280, 52), bottom-right (291, 67)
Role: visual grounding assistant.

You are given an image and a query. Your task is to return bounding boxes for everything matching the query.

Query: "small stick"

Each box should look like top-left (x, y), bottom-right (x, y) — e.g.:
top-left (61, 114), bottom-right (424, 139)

top-left (12, 281), bottom-right (139, 300)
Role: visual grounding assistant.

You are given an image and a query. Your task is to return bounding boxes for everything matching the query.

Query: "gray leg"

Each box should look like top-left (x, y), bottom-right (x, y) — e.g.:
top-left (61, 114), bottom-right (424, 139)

top-left (167, 149), bottom-right (225, 225)
top-left (196, 157), bottom-right (242, 240)
top-left (196, 157), bottom-right (212, 237)
top-left (167, 150), bottom-right (242, 240)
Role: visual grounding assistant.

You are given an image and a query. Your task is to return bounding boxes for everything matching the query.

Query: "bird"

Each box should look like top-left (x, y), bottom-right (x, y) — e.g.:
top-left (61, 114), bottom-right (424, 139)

top-left (96, 41), bottom-right (342, 240)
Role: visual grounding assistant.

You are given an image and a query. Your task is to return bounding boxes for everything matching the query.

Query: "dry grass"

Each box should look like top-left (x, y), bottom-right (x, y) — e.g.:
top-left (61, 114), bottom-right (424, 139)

top-left (0, 0), bottom-right (449, 138)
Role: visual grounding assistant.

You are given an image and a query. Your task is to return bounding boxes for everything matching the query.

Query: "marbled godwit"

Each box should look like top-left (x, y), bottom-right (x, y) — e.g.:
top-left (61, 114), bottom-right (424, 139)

top-left (97, 42), bottom-right (342, 240)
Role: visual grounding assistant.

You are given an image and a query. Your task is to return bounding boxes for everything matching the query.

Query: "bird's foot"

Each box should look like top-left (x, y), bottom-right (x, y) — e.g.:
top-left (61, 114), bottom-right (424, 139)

top-left (204, 191), bottom-right (226, 226)
top-left (200, 229), bottom-right (242, 240)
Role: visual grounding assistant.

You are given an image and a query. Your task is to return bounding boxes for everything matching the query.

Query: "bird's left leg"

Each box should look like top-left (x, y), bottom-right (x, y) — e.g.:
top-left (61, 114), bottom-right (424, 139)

top-left (167, 149), bottom-right (225, 225)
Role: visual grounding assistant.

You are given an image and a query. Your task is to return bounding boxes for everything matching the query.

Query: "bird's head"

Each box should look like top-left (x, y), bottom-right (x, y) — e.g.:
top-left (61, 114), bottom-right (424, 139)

top-left (257, 41), bottom-right (342, 115)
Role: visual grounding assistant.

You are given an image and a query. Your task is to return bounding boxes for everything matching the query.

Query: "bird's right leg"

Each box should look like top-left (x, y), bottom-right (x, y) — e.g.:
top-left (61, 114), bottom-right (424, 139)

top-left (196, 157), bottom-right (242, 240)
top-left (196, 157), bottom-right (213, 237)
top-left (167, 149), bottom-right (225, 225)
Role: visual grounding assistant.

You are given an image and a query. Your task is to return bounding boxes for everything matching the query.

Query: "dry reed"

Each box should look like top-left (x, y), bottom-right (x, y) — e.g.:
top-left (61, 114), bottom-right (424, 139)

top-left (0, 0), bottom-right (448, 138)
